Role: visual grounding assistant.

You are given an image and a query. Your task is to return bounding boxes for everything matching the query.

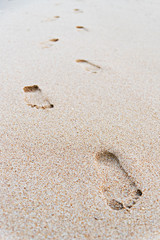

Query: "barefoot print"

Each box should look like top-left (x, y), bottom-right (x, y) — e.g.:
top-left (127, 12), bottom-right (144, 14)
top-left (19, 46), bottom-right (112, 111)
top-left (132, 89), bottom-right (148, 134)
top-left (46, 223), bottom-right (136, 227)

top-left (42, 16), bottom-right (60, 22)
top-left (23, 85), bottom-right (54, 109)
top-left (40, 38), bottom-right (59, 48)
top-left (49, 38), bottom-right (59, 42)
top-left (76, 26), bottom-right (88, 31)
top-left (74, 8), bottom-right (83, 13)
top-left (95, 150), bottom-right (142, 210)
top-left (76, 59), bottom-right (101, 73)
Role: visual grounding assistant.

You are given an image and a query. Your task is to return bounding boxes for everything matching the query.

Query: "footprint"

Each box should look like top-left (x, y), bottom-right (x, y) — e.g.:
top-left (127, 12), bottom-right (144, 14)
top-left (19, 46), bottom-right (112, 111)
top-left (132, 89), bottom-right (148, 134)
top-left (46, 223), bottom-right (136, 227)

top-left (23, 85), bottom-right (54, 109)
top-left (42, 16), bottom-right (60, 22)
top-left (74, 8), bottom-right (83, 13)
top-left (76, 26), bottom-right (88, 31)
top-left (95, 150), bottom-right (142, 210)
top-left (40, 38), bottom-right (59, 48)
top-left (76, 59), bottom-right (101, 73)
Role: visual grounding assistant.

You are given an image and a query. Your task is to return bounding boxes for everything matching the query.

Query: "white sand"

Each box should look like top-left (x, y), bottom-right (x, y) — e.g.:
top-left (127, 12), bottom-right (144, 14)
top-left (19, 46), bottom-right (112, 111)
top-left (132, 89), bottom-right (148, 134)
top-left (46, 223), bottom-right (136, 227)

top-left (0, 0), bottom-right (160, 239)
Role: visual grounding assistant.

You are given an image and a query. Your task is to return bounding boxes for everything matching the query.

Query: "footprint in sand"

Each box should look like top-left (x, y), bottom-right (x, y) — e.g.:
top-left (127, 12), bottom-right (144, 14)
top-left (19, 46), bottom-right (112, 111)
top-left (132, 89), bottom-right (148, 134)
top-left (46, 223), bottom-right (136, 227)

top-left (76, 59), bottom-right (101, 73)
top-left (23, 85), bottom-right (53, 109)
top-left (40, 38), bottom-right (59, 48)
top-left (42, 16), bottom-right (60, 22)
top-left (95, 150), bottom-right (142, 210)
top-left (74, 8), bottom-right (83, 13)
top-left (76, 26), bottom-right (88, 31)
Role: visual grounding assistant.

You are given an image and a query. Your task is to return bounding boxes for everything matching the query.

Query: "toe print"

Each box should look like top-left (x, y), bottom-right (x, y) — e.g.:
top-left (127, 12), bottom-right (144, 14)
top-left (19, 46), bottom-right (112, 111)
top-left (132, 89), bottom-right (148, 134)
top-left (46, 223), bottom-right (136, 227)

top-left (95, 150), bottom-right (142, 210)
top-left (23, 85), bottom-right (53, 109)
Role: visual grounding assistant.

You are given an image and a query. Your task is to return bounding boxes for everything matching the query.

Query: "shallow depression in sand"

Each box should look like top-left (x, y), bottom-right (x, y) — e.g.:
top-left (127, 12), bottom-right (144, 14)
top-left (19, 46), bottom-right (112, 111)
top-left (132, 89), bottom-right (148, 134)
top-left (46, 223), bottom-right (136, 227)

top-left (23, 85), bottom-right (54, 109)
top-left (76, 59), bottom-right (101, 73)
top-left (95, 150), bottom-right (142, 210)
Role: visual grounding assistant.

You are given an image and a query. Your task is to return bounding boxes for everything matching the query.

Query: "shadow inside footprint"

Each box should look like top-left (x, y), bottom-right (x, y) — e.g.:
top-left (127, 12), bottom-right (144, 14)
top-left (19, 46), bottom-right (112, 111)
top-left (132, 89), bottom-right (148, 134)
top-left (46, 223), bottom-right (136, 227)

top-left (108, 199), bottom-right (124, 210)
top-left (95, 150), bottom-right (142, 210)
top-left (23, 85), bottom-right (53, 109)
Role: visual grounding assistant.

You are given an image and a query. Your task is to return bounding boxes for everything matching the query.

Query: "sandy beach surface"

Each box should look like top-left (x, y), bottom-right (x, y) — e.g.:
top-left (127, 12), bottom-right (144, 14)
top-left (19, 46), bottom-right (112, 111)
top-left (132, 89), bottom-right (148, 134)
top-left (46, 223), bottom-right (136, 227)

top-left (0, 0), bottom-right (160, 239)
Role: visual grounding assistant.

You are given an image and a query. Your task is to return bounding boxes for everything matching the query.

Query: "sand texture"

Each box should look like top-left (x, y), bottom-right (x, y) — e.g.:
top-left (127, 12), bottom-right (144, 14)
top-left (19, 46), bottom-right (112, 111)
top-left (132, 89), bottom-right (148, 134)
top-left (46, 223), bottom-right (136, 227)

top-left (0, 0), bottom-right (160, 239)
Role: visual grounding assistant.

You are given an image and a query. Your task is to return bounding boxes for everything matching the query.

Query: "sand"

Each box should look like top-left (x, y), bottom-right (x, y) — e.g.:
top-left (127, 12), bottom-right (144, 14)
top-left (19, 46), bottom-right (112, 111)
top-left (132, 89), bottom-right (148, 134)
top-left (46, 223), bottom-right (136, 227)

top-left (0, 0), bottom-right (160, 239)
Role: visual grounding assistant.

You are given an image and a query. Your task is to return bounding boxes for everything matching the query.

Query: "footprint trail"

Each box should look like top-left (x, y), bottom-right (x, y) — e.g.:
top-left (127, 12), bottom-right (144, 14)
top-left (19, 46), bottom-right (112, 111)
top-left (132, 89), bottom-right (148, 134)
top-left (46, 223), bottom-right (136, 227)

top-left (23, 85), bottom-right (54, 109)
top-left (95, 150), bottom-right (142, 210)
